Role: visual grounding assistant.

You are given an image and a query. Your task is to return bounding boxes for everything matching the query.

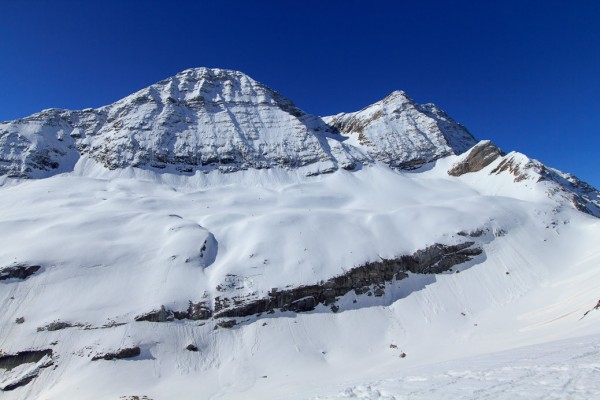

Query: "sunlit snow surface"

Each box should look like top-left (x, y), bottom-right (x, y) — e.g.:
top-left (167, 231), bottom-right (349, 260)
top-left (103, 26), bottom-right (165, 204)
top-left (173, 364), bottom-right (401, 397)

top-left (312, 334), bottom-right (600, 400)
top-left (1, 156), bottom-right (600, 399)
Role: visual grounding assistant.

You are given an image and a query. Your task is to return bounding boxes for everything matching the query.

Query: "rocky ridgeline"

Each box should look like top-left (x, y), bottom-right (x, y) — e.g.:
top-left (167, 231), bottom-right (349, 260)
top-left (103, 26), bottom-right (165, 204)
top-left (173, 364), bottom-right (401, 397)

top-left (3, 67), bottom-right (597, 217)
top-left (448, 140), bottom-right (504, 176)
top-left (0, 67), bottom-right (476, 178)
top-left (448, 141), bottom-right (600, 217)
top-left (135, 242), bottom-right (482, 323)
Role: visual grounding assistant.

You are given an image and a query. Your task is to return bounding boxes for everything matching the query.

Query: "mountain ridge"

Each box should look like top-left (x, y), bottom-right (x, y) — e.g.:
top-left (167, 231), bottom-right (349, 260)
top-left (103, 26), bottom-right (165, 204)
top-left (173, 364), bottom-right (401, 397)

top-left (1, 67), bottom-right (597, 218)
top-left (0, 67), bottom-right (476, 178)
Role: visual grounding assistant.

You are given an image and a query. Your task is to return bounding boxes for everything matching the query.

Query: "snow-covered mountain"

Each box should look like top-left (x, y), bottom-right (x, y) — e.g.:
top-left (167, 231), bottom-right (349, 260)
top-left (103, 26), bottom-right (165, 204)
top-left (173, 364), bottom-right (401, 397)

top-left (0, 67), bottom-right (477, 178)
top-left (1, 68), bottom-right (600, 399)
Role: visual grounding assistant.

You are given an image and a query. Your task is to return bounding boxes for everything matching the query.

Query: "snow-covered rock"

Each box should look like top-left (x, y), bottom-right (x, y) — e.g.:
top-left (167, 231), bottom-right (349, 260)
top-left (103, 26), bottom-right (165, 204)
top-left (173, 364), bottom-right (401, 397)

top-left (1, 68), bottom-right (477, 178)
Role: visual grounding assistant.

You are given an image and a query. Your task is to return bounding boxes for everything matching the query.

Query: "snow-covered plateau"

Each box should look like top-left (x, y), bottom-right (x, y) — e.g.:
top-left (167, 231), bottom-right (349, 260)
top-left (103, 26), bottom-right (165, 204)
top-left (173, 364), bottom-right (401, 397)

top-left (1, 68), bottom-right (599, 399)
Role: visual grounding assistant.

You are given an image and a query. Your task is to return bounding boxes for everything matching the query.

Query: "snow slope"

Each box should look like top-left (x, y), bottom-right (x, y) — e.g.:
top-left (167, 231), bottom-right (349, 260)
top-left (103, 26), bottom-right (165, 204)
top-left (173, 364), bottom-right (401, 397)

top-left (1, 159), bottom-right (599, 399)
top-left (1, 67), bottom-right (600, 399)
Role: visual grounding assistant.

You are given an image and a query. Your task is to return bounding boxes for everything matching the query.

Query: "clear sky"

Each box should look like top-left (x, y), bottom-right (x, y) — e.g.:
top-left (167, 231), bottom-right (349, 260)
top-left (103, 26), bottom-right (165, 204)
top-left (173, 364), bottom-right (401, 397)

top-left (1, 0), bottom-right (598, 187)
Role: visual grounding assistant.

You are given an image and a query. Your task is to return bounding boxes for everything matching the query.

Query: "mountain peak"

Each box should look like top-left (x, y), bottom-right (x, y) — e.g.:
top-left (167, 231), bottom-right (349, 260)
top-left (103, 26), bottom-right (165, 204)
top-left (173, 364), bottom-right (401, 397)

top-left (324, 89), bottom-right (477, 169)
top-left (0, 67), bottom-right (481, 178)
top-left (117, 66), bottom-right (294, 109)
top-left (173, 67), bottom-right (258, 83)
top-left (382, 90), bottom-right (413, 104)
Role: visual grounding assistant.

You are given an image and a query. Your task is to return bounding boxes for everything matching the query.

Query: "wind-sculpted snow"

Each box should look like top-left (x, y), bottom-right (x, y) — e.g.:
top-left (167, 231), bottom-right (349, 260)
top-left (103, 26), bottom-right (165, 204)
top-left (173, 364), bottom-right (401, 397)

top-left (313, 334), bottom-right (600, 400)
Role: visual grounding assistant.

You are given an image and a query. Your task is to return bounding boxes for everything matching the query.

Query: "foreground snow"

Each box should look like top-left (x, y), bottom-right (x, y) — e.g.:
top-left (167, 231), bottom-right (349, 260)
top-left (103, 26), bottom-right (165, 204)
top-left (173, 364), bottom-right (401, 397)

top-left (312, 333), bottom-right (600, 400)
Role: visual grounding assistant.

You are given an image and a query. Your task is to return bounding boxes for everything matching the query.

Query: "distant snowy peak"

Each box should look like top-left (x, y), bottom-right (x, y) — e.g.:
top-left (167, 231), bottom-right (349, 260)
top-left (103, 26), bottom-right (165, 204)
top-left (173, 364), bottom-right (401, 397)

top-left (324, 90), bottom-right (477, 168)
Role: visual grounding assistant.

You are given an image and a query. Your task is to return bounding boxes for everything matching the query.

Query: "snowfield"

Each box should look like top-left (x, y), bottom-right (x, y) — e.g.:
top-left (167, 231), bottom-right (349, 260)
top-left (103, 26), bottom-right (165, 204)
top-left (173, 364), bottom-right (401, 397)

top-left (1, 156), bottom-right (599, 399)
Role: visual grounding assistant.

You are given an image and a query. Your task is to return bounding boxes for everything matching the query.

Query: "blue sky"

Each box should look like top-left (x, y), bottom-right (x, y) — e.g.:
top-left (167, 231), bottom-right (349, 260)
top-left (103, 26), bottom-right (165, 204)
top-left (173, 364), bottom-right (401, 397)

top-left (1, 0), bottom-right (599, 187)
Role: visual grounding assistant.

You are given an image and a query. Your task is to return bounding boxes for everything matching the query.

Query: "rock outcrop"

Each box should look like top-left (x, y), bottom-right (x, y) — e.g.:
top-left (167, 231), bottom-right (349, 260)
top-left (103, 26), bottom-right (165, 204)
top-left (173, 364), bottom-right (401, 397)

top-left (91, 347), bottom-right (141, 361)
top-left (448, 140), bottom-right (503, 176)
top-left (130, 242), bottom-right (482, 323)
top-left (36, 320), bottom-right (84, 332)
top-left (0, 264), bottom-right (41, 281)
top-left (213, 242), bottom-right (482, 318)
top-left (0, 349), bottom-right (53, 391)
top-left (135, 301), bottom-right (212, 323)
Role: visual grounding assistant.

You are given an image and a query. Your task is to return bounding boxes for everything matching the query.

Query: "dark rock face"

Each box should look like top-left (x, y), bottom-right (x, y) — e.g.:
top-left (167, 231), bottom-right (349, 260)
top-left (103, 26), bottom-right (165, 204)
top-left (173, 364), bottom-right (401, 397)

top-left (135, 305), bottom-right (174, 322)
top-left (185, 344), bottom-right (199, 352)
top-left (214, 242), bottom-right (482, 318)
top-left (457, 229), bottom-right (485, 237)
top-left (181, 301), bottom-right (212, 320)
top-left (0, 349), bottom-right (53, 391)
top-left (136, 301), bottom-right (212, 323)
top-left (0, 264), bottom-right (41, 281)
top-left (92, 346), bottom-right (141, 361)
top-left (132, 242), bottom-right (482, 324)
top-left (0, 349), bottom-right (52, 370)
top-left (216, 320), bottom-right (236, 329)
top-left (448, 141), bottom-right (503, 176)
